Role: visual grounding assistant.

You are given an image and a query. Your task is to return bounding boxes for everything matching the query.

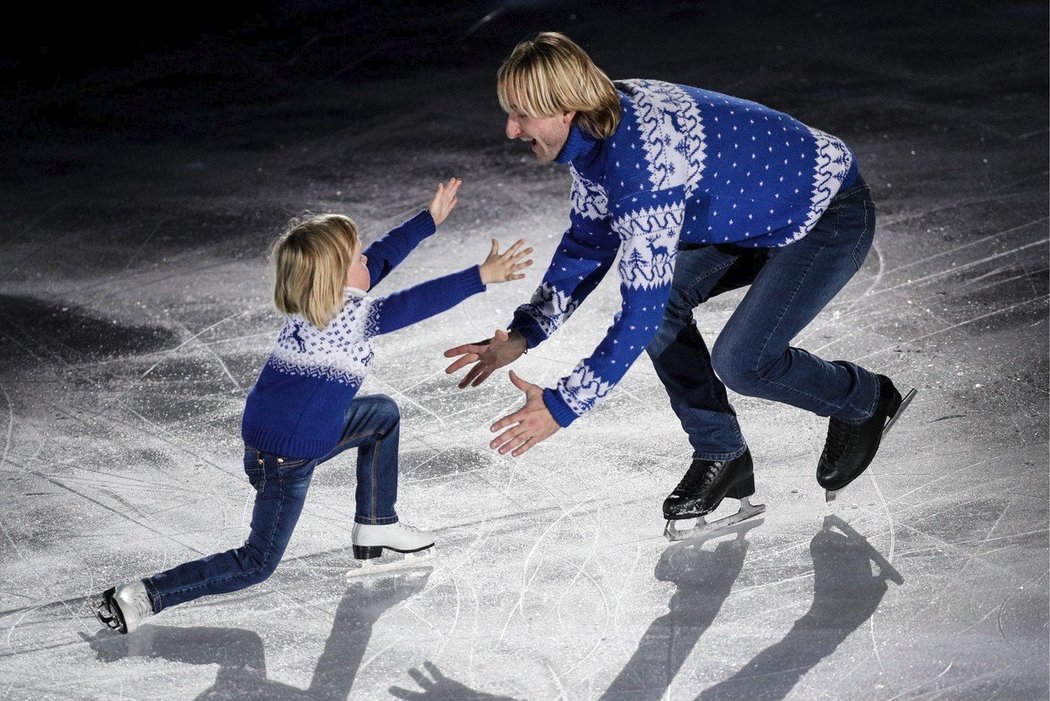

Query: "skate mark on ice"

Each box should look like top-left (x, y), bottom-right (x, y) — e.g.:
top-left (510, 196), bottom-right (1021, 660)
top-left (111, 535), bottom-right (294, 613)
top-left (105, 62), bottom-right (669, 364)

top-left (545, 659), bottom-right (570, 699)
top-left (854, 236), bottom-right (1048, 302)
top-left (89, 310), bottom-right (249, 419)
top-left (0, 383), bottom-right (12, 473)
top-left (553, 544), bottom-right (612, 677)
top-left (884, 660), bottom-right (957, 701)
top-left (369, 375), bottom-right (448, 432)
top-left (0, 519), bottom-right (85, 643)
top-left (807, 266), bottom-right (1047, 358)
top-left (122, 407), bottom-right (243, 483)
top-left (877, 171), bottom-right (1047, 229)
top-left (875, 216), bottom-right (1047, 279)
top-left (31, 471), bottom-right (214, 559)
top-left (991, 570), bottom-right (1049, 655)
top-left (696, 517), bottom-right (900, 701)
top-left (601, 524), bottom-right (757, 701)
top-left (498, 499), bottom-right (595, 644)
top-left (853, 294), bottom-right (1048, 363)
top-left (427, 532), bottom-right (499, 663)
top-left (171, 319), bottom-right (244, 392)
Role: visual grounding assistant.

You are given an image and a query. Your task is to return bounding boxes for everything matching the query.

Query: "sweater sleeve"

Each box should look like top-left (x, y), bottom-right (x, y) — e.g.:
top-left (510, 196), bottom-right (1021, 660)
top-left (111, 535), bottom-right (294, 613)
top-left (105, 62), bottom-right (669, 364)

top-left (364, 209), bottom-right (436, 287)
top-left (542, 189), bottom-right (685, 427)
top-left (507, 175), bottom-right (620, 349)
top-left (370, 266), bottom-right (486, 336)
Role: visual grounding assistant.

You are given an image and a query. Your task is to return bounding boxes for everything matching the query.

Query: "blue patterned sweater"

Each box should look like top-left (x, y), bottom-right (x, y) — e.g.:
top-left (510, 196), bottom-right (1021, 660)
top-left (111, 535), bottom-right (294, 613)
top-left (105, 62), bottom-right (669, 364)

top-left (509, 79), bottom-right (858, 427)
top-left (242, 210), bottom-right (486, 458)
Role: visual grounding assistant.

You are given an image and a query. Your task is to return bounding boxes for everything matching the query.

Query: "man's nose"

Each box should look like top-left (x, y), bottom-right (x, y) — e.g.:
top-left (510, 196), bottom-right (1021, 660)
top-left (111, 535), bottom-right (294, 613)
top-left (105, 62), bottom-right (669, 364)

top-left (506, 115), bottom-right (522, 140)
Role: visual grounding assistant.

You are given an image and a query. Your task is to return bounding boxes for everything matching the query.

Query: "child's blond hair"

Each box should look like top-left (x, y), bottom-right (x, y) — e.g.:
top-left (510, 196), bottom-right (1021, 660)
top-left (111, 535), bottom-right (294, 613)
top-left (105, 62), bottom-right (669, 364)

top-left (496, 32), bottom-right (621, 139)
top-left (271, 214), bottom-right (359, 329)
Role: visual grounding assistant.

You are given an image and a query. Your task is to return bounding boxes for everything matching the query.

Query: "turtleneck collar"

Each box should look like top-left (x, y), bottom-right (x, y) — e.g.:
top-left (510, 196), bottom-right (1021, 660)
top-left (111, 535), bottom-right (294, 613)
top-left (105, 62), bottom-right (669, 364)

top-left (555, 123), bottom-right (601, 166)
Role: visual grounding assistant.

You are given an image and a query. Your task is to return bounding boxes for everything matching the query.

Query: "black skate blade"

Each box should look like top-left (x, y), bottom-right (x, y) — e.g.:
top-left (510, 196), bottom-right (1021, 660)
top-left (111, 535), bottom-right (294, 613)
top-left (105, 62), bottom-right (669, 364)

top-left (664, 497), bottom-right (766, 543)
top-left (345, 547), bottom-right (435, 582)
top-left (882, 387), bottom-right (917, 436)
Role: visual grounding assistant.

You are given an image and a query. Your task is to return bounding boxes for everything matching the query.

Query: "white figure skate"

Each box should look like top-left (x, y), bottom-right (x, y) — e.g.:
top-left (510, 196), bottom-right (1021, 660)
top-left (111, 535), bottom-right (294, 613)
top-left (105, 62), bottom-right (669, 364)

top-left (95, 580), bottom-right (153, 634)
top-left (346, 521), bottom-right (436, 581)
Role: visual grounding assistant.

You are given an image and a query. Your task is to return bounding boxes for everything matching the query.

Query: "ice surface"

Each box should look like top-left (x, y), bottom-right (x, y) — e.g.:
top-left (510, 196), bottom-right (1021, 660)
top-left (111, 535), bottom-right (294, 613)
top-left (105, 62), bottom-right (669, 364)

top-left (0, 1), bottom-right (1047, 699)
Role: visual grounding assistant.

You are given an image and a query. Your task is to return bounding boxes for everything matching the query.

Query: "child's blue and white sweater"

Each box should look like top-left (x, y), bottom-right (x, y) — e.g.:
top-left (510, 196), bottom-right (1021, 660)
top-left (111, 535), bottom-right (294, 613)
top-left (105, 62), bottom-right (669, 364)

top-left (242, 210), bottom-right (485, 458)
top-left (509, 79), bottom-right (859, 428)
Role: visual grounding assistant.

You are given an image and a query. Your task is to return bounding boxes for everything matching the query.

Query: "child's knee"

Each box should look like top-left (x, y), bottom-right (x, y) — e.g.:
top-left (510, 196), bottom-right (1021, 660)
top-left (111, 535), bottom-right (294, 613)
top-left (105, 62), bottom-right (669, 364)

top-left (370, 394), bottom-right (401, 425)
top-left (242, 550), bottom-right (281, 586)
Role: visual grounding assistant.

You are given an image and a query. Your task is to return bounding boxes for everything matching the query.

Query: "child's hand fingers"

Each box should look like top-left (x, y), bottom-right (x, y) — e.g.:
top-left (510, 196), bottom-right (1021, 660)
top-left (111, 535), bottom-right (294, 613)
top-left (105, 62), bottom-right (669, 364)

top-left (512, 259), bottom-right (533, 271)
top-left (489, 239), bottom-right (499, 257)
top-left (503, 238), bottom-right (526, 257)
top-left (507, 247), bottom-right (533, 262)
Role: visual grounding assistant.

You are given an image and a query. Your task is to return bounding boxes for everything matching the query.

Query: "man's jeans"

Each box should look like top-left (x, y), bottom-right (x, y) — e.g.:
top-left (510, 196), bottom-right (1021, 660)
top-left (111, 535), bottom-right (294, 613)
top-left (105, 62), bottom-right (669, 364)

top-left (645, 176), bottom-right (880, 461)
top-left (144, 394), bottom-right (401, 613)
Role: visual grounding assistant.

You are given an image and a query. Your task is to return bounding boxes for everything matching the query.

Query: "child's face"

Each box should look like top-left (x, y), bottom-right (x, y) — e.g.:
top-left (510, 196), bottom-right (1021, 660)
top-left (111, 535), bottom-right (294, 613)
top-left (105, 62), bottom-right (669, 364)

top-left (345, 246), bottom-right (370, 291)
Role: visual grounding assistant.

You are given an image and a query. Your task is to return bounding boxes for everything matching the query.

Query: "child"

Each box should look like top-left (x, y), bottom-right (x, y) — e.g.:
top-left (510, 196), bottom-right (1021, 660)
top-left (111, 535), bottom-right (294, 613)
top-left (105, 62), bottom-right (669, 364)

top-left (95, 177), bottom-right (532, 634)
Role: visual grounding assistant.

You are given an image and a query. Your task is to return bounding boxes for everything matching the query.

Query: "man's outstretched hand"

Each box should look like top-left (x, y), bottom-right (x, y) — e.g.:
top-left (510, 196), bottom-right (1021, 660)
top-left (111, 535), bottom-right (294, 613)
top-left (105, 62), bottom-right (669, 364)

top-left (488, 371), bottom-right (560, 457)
top-left (444, 329), bottom-right (527, 388)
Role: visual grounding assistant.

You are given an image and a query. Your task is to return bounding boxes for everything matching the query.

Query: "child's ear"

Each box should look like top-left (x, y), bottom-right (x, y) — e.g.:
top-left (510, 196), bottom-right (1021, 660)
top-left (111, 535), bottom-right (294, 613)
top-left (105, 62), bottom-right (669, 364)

top-left (562, 110), bottom-right (576, 124)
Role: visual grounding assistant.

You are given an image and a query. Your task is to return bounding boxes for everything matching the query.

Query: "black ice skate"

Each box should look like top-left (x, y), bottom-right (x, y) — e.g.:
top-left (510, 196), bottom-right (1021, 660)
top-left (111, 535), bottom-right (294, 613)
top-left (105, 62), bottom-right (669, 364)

top-left (819, 374), bottom-right (917, 502)
top-left (663, 448), bottom-right (766, 542)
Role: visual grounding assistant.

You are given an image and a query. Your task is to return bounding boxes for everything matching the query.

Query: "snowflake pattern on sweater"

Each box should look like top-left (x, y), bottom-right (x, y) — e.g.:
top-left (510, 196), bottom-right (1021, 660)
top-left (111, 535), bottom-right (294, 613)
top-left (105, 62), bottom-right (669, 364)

top-left (511, 79), bottom-right (858, 427)
top-left (267, 294), bottom-right (383, 387)
top-left (241, 210), bottom-right (486, 458)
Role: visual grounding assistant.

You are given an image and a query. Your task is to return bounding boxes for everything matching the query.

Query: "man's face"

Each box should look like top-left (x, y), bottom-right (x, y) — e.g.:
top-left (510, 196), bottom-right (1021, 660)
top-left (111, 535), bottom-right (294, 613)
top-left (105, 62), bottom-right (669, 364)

top-left (505, 108), bottom-right (576, 163)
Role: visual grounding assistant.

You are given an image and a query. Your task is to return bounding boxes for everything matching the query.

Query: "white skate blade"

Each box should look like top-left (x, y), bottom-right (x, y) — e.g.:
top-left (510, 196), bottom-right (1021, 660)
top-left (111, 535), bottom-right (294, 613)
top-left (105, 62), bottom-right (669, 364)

top-left (664, 497), bottom-right (766, 543)
top-left (827, 387), bottom-right (917, 502)
top-left (345, 547), bottom-right (435, 582)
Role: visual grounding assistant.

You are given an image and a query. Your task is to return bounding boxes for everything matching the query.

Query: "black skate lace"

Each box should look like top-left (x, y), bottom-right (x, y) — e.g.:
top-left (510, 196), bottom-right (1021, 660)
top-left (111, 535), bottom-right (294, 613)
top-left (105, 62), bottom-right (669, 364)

top-left (824, 419), bottom-right (859, 464)
top-left (676, 460), bottom-right (724, 493)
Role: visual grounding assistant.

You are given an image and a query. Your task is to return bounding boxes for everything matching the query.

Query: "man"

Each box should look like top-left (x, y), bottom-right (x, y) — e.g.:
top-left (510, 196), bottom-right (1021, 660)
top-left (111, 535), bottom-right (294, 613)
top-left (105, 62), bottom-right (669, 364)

top-left (444, 32), bottom-right (913, 532)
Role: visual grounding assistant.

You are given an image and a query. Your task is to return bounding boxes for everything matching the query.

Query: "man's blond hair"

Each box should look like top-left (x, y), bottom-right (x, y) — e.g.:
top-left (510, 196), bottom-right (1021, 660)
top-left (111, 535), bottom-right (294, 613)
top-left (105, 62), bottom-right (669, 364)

top-left (497, 32), bottom-right (621, 139)
top-left (271, 214), bottom-right (359, 329)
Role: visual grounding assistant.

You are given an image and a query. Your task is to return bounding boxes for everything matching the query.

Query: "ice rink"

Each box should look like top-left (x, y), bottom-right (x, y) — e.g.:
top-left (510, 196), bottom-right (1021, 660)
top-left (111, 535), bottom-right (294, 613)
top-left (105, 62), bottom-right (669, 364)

top-left (1, 1), bottom-right (1047, 698)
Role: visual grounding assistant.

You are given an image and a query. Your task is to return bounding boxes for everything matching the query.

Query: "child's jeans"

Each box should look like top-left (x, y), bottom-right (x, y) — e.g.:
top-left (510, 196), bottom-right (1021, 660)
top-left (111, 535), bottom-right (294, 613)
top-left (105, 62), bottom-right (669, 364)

top-left (144, 394), bottom-right (401, 613)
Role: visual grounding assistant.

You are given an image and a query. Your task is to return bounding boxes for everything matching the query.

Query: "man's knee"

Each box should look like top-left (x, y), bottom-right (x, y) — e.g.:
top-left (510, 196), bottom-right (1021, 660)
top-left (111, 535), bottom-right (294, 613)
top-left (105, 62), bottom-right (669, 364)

top-left (711, 337), bottom-right (778, 395)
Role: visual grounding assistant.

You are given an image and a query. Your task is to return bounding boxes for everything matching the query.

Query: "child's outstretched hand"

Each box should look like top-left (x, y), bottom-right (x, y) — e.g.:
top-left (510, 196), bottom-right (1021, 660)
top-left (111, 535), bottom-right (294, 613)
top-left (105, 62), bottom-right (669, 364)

top-left (427, 177), bottom-right (462, 226)
top-left (479, 239), bottom-right (533, 284)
